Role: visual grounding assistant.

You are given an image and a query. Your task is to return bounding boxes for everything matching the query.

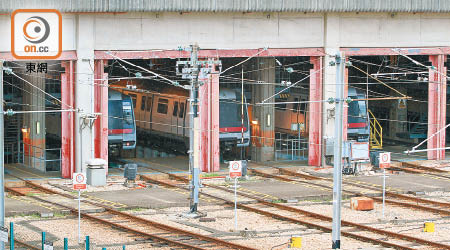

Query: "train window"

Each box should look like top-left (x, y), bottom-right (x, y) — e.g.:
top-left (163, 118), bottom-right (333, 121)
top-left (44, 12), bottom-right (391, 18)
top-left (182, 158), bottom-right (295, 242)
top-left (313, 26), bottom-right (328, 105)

top-left (157, 98), bottom-right (169, 114)
top-left (141, 96), bottom-right (146, 111)
top-left (179, 102), bottom-right (185, 118)
top-left (275, 96), bottom-right (287, 110)
top-left (173, 101), bottom-right (179, 117)
top-left (129, 94), bottom-right (137, 108)
top-left (146, 97), bottom-right (152, 111)
top-left (292, 98), bottom-right (299, 112)
top-left (300, 99), bottom-right (306, 112)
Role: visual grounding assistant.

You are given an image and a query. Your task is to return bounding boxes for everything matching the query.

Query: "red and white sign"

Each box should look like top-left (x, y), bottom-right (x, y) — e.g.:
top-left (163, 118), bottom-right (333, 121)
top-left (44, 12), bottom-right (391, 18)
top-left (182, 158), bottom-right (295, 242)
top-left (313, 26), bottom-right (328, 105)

top-left (72, 173), bottom-right (87, 190)
top-left (229, 161), bottom-right (242, 178)
top-left (379, 152), bottom-right (391, 169)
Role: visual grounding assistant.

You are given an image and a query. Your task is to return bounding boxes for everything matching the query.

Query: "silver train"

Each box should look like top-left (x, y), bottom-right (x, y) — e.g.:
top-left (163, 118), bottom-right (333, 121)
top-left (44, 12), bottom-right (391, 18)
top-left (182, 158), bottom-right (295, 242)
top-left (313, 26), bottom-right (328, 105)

top-left (108, 89), bottom-right (137, 157)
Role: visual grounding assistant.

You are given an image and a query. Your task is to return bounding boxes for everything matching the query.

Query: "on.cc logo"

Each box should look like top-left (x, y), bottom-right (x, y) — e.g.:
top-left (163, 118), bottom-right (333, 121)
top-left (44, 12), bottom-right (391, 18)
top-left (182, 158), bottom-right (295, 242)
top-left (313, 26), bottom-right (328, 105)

top-left (23, 16), bottom-right (50, 44)
top-left (11, 9), bottom-right (62, 59)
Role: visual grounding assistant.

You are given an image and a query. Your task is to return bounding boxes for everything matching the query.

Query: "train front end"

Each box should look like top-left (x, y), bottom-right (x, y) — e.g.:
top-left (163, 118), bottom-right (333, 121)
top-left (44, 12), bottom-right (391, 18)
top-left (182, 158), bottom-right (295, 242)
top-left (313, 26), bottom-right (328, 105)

top-left (108, 90), bottom-right (137, 157)
top-left (219, 89), bottom-right (250, 152)
top-left (347, 88), bottom-right (370, 142)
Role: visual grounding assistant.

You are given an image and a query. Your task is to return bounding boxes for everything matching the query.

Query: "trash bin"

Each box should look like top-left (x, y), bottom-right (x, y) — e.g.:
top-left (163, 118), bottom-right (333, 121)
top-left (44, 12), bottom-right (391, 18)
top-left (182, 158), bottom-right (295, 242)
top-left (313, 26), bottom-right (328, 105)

top-left (370, 151), bottom-right (382, 168)
top-left (86, 158), bottom-right (107, 186)
top-left (124, 164), bottom-right (137, 181)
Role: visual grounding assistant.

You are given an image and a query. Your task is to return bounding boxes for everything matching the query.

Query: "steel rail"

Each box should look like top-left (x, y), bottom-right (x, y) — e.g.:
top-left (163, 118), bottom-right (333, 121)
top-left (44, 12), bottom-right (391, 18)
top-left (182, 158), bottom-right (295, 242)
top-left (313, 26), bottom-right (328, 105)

top-left (252, 169), bottom-right (450, 216)
top-left (7, 174), bottom-right (257, 250)
top-left (392, 165), bottom-right (450, 180)
top-left (273, 167), bottom-right (450, 209)
top-left (132, 163), bottom-right (450, 249)
top-left (401, 162), bottom-right (450, 173)
top-left (140, 175), bottom-right (417, 250)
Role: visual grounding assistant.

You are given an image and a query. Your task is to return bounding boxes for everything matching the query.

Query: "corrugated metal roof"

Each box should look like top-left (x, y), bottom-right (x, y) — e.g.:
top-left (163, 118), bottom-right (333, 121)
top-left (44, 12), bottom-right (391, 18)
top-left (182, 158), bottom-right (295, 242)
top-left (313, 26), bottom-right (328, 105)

top-left (1, 0), bottom-right (450, 13)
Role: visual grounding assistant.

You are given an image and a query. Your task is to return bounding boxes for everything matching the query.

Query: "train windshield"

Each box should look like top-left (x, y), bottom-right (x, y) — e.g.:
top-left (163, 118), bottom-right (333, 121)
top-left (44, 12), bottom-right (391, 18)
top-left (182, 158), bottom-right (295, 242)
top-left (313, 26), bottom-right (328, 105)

top-left (348, 100), bottom-right (367, 124)
top-left (219, 99), bottom-right (248, 129)
top-left (109, 100), bottom-right (134, 131)
top-left (109, 100), bottom-right (123, 130)
top-left (122, 101), bottom-right (134, 129)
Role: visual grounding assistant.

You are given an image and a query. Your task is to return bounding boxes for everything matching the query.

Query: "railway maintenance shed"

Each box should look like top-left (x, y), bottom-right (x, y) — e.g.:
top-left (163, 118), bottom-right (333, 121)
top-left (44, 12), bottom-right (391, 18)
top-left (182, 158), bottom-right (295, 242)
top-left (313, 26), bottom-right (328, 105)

top-left (0, 1), bottom-right (449, 175)
top-left (2, 1), bottom-right (450, 250)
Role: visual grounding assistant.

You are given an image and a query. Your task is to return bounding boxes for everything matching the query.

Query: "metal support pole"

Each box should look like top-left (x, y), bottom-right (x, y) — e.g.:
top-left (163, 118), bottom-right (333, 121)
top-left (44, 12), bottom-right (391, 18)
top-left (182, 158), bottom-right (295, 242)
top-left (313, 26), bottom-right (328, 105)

top-left (332, 52), bottom-right (345, 249)
top-left (382, 168), bottom-right (386, 218)
top-left (41, 232), bottom-right (45, 250)
top-left (234, 177), bottom-right (238, 231)
top-left (0, 61), bottom-right (4, 250)
top-left (78, 190), bottom-right (81, 244)
top-left (9, 222), bottom-right (13, 250)
top-left (85, 236), bottom-right (89, 250)
top-left (189, 44), bottom-right (200, 213)
top-left (64, 238), bottom-right (68, 250)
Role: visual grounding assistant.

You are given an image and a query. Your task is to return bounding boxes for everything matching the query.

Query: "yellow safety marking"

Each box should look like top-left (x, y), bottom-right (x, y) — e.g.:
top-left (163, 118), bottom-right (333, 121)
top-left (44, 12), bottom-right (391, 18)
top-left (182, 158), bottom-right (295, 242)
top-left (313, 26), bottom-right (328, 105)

top-left (82, 194), bottom-right (128, 209)
top-left (10, 166), bottom-right (45, 179)
top-left (236, 187), bottom-right (279, 200)
top-left (158, 185), bottom-right (216, 203)
top-left (421, 173), bottom-right (450, 183)
top-left (10, 195), bottom-right (57, 211)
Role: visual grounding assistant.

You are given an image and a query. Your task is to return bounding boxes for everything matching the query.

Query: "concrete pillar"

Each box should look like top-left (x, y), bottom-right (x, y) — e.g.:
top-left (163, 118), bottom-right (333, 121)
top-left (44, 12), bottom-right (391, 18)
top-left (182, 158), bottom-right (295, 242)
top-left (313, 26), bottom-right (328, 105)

top-left (322, 13), bottom-right (340, 165)
top-left (75, 15), bottom-right (96, 173)
top-left (251, 58), bottom-right (275, 162)
top-left (199, 61), bottom-right (220, 172)
top-left (20, 63), bottom-right (46, 172)
top-left (61, 61), bottom-right (75, 178)
top-left (94, 60), bottom-right (108, 168)
top-left (388, 87), bottom-right (408, 139)
top-left (427, 55), bottom-right (447, 160)
top-left (308, 56), bottom-right (323, 166)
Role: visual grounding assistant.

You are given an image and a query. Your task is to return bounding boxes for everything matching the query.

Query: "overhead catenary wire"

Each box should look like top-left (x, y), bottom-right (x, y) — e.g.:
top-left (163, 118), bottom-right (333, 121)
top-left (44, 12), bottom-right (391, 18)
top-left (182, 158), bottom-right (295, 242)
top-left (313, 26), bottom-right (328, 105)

top-left (220, 47), bottom-right (268, 75)
top-left (106, 51), bottom-right (184, 88)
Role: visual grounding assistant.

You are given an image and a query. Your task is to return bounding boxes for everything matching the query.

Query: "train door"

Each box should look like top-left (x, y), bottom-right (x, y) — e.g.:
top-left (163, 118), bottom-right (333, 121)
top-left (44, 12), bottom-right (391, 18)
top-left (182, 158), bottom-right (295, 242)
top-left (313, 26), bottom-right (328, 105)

top-left (291, 97), bottom-right (307, 134)
top-left (171, 99), bottom-right (180, 135)
top-left (138, 95), bottom-right (146, 129)
top-left (275, 94), bottom-right (289, 133)
top-left (153, 96), bottom-right (171, 134)
top-left (181, 100), bottom-right (188, 138)
top-left (144, 94), bottom-right (153, 130)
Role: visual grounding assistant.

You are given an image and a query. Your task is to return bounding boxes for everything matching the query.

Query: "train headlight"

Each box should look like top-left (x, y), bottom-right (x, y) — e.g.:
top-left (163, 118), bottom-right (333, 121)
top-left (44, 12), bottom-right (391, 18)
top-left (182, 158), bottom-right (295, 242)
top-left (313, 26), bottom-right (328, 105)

top-left (251, 120), bottom-right (258, 125)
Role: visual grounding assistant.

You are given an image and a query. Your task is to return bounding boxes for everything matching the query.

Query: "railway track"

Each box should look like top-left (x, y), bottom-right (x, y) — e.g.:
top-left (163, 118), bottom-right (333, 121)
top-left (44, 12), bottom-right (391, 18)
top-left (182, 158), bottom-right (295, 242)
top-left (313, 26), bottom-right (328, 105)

top-left (392, 162), bottom-right (450, 181)
top-left (5, 175), bottom-right (257, 250)
top-left (250, 167), bottom-right (450, 216)
top-left (134, 162), bottom-right (450, 250)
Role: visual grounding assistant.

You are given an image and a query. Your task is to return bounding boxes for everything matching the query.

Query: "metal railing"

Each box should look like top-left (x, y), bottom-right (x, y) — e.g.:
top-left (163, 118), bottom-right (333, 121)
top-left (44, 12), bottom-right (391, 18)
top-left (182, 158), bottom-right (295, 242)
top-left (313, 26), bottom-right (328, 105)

top-left (368, 109), bottom-right (383, 149)
top-left (275, 132), bottom-right (308, 161)
top-left (19, 142), bottom-right (62, 172)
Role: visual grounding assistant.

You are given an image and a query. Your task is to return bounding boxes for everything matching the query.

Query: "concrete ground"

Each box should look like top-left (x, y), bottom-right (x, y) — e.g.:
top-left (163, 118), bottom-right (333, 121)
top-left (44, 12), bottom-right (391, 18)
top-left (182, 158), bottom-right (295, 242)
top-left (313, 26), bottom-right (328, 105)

top-left (5, 156), bottom-right (450, 217)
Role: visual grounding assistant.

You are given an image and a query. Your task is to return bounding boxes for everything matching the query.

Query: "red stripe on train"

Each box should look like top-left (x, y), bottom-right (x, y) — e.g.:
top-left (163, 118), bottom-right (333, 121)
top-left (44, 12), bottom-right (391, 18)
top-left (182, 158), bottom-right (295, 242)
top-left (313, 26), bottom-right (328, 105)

top-left (220, 127), bottom-right (247, 133)
top-left (109, 129), bottom-right (133, 134)
top-left (348, 123), bottom-right (367, 128)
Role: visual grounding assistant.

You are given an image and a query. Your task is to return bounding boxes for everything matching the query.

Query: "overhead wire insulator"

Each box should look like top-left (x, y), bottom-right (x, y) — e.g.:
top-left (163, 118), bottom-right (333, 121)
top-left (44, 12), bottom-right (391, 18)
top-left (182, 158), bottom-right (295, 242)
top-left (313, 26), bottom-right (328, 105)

top-left (5, 109), bottom-right (15, 116)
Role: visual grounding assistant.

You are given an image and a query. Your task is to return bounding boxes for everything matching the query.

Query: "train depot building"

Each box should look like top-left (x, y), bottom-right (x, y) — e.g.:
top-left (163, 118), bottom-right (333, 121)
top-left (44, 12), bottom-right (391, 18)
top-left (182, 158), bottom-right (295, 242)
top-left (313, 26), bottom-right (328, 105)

top-left (2, 1), bottom-right (450, 249)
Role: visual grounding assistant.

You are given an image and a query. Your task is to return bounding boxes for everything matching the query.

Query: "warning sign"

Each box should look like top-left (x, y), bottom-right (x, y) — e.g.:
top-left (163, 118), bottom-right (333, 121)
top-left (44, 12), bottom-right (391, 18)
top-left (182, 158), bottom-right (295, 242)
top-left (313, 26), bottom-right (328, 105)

top-left (72, 173), bottom-right (87, 190)
top-left (229, 161), bottom-right (242, 178)
top-left (379, 152), bottom-right (391, 169)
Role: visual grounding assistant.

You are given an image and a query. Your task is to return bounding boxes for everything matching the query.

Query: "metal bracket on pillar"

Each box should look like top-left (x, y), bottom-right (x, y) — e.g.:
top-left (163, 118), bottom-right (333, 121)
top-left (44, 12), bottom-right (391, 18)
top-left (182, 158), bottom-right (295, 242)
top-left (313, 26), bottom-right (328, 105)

top-left (80, 113), bottom-right (100, 129)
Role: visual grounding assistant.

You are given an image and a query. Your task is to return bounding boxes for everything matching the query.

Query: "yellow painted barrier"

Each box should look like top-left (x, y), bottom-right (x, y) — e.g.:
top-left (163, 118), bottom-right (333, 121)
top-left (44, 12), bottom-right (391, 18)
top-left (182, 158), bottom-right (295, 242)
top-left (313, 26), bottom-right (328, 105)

top-left (290, 235), bottom-right (302, 248)
top-left (424, 221), bottom-right (435, 232)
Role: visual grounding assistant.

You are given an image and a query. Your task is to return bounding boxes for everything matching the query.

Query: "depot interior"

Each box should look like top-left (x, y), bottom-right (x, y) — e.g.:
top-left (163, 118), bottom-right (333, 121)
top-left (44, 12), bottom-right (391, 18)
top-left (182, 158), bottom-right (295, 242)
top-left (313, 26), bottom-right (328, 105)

top-left (2, 55), bottom-right (447, 176)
